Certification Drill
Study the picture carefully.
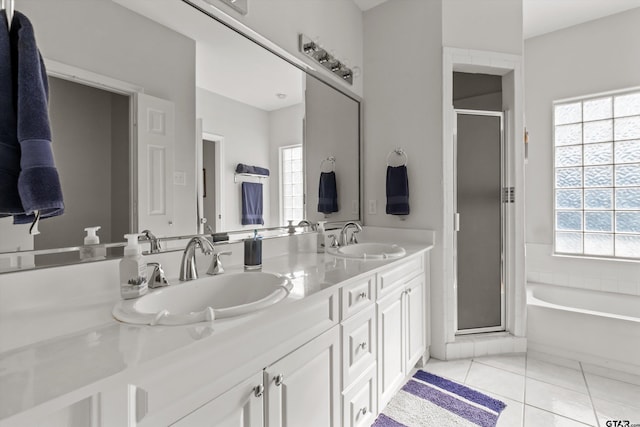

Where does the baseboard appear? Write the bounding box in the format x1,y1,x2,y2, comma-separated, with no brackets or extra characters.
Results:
445,333,527,359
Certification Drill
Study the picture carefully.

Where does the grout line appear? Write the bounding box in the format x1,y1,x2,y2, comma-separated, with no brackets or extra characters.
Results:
525,404,595,427
463,358,473,383
580,361,601,427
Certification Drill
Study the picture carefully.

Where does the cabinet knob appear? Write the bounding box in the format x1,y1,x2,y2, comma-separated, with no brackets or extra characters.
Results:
274,374,284,386
407,287,413,294
359,407,368,416
358,291,367,299
359,341,367,350
254,384,264,397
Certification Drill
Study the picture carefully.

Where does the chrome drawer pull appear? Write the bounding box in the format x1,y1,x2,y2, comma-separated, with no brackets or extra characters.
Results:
274,374,284,386
254,384,264,397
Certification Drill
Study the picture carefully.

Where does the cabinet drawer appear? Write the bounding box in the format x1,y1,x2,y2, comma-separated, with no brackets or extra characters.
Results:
340,274,375,320
342,364,376,427
377,254,424,299
341,305,376,389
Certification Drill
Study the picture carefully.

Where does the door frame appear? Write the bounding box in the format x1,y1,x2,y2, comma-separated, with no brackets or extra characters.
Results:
453,109,506,335
440,47,526,355
196,126,225,233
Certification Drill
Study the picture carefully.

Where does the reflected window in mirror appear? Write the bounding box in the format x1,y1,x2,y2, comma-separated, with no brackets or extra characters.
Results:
281,145,304,225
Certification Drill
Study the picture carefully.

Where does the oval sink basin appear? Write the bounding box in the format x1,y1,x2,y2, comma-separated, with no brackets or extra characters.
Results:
330,243,406,260
113,272,293,326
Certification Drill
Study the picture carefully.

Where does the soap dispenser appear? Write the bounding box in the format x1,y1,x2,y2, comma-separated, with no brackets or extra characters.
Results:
80,226,106,261
120,233,148,299
317,221,327,253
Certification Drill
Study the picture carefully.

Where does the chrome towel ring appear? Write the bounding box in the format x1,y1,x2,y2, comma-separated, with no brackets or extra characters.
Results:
386,148,407,167
320,156,336,173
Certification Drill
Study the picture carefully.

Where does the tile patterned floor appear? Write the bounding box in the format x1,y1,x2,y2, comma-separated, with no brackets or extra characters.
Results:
421,353,640,426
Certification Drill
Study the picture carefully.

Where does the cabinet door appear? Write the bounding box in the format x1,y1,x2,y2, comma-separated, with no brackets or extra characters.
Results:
405,274,425,370
266,325,340,427
376,286,405,411
170,372,263,427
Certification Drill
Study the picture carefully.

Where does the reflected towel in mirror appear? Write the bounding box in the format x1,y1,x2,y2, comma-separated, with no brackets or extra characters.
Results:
386,165,409,215
236,163,270,176
241,182,264,225
318,171,338,214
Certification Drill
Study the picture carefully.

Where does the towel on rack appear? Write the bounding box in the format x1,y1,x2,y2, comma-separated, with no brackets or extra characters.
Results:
318,171,338,214
241,182,264,225
0,12,24,218
386,165,410,215
236,163,270,176
7,11,64,224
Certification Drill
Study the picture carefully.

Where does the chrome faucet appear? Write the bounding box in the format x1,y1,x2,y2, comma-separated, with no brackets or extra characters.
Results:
147,262,169,288
140,229,162,253
208,250,232,275
179,236,216,281
339,221,362,246
297,220,317,231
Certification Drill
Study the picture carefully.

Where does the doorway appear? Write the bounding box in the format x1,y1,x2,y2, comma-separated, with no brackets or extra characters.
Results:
454,109,505,334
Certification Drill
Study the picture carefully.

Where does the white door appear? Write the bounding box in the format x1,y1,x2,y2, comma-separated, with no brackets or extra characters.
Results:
136,93,175,236
376,286,405,410
405,275,425,369
266,325,340,427
170,372,263,426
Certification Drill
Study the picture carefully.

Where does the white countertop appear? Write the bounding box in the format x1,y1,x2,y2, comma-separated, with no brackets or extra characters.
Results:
0,231,433,424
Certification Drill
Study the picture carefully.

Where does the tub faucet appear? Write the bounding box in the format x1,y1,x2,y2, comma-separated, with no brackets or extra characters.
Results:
180,236,216,281
297,220,317,231
339,221,362,246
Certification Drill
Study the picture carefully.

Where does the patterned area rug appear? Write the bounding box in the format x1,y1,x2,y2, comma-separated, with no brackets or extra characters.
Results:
372,370,507,427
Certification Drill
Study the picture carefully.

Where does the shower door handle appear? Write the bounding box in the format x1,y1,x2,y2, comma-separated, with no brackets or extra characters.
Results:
454,213,460,231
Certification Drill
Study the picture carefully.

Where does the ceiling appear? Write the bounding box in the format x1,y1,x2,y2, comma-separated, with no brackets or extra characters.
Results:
354,0,640,39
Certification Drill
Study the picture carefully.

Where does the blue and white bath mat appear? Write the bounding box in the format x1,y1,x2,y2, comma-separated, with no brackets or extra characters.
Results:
372,370,507,427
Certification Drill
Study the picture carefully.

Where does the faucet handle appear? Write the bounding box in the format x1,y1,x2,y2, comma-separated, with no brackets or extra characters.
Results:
349,229,360,245
207,251,232,275
327,234,339,248
147,262,169,288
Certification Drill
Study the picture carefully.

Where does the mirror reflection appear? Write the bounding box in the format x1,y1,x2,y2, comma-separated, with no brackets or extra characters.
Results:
0,0,361,271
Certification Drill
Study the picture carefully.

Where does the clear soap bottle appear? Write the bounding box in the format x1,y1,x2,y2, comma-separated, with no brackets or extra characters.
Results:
119,233,148,299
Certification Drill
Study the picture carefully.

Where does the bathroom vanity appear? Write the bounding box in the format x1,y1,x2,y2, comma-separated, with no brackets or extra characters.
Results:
0,231,432,427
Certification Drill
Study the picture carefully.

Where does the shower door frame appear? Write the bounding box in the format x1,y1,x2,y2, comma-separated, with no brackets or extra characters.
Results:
453,108,506,335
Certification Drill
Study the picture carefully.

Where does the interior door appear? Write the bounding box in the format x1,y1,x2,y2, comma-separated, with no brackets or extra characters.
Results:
136,93,175,236
455,110,505,333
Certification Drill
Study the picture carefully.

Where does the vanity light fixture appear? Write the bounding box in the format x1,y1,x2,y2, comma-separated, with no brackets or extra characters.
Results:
299,34,354,85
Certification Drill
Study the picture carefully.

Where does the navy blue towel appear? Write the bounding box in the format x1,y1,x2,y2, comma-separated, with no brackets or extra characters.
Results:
318,171,338,214
0,12,23,218
7,12,64,224
386,165,409,215
236,163,270,176
241,182,264,225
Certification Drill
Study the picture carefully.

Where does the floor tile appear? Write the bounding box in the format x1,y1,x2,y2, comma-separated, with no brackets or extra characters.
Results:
525,378,597,426
465,361,525,402
582,362,640,386
527,350,582,370
477,388,524,427
474,354,527,375
424,357,472,383
585,373,640,409
593,397,640,426
524,405,594,427
526,358,588,394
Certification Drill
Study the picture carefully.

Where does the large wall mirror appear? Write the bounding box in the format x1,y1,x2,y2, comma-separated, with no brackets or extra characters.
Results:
0,0,362,272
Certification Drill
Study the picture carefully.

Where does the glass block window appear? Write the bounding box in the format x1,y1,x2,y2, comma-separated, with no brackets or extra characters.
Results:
554,89,640,259
280,145,304,225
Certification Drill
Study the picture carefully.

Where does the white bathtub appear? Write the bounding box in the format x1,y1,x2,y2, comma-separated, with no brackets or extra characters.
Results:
527,283,640,375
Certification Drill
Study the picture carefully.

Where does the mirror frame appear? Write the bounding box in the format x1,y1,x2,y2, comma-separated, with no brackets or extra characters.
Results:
0,0,364,271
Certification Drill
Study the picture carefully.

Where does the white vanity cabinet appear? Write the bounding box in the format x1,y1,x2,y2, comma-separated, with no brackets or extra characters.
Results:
376,254,426,410
170,372,264,427
265,325,341,427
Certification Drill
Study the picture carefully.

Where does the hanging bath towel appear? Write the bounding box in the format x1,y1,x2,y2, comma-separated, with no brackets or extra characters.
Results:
8,11,64,224
0,12,23,218
318,171,338,214
386,165,410,215
241,182,264,225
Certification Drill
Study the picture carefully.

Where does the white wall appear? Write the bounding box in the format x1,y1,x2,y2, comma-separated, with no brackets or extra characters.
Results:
17,0,197,238
209,0,364,97
363,0,444,354
268,103,305,226
197,88,272,231
525,8,640,295
442,0,523,55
